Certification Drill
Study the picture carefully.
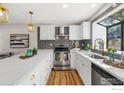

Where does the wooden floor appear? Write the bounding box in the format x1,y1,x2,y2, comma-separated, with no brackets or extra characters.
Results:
46,70,84,85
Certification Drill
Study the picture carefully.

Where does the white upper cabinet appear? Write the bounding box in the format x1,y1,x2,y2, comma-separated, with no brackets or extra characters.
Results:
40,25,55,40
40,22,90,40
69,22,90,40
69,25,80,40
80,22,91,39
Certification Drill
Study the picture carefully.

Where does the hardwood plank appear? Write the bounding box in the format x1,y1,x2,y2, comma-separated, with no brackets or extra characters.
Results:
65,71,70,85
68,70,75,85
60,71,66,85
46,70,84,85
47,71,55,85
54,71,60,85
71,70,84,85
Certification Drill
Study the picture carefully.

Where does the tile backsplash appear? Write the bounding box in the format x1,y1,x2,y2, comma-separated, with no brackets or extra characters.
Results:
38,39,91,49
37,28,91,49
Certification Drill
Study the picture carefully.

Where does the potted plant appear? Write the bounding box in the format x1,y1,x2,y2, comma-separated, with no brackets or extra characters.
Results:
84,44,92,52
33,48,38,55
107,48,116,62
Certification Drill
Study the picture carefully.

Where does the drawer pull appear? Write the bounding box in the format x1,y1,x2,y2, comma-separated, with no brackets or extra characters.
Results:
30,74,36,80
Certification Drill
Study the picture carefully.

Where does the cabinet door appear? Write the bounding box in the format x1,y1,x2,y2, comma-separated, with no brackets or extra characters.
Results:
69,25,80,40
70,51,76,69
81,57,91,85
76,54,85,80
80,22,91,39
40,25,49,40
75,53,91,85
75,53,84,76
40,25,55,40
83,22,90,39
16,68,41,85
47,25,55,40
41,54,53,85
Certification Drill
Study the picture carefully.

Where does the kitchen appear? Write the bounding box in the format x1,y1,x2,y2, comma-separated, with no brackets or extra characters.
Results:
0,3,124,86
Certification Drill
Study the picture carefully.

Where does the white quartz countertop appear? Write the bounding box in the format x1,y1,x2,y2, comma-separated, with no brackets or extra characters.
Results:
0,49,53,85
76,50,124,83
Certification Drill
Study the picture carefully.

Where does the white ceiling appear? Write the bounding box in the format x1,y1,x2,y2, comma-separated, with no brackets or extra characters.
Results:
3,3,105,25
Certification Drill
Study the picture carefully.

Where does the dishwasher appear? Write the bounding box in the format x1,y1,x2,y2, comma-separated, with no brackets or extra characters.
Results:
92,63,123,85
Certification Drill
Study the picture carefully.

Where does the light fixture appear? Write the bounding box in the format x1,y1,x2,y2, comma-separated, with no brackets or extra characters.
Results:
62,4,68,8
28,11,34,32
91,4,96,8
0,4,9,23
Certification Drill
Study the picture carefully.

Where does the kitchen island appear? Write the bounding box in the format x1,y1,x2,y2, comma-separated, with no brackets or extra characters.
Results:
0,49,53,85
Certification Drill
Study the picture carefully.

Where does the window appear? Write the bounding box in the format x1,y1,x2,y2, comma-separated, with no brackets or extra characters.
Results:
107,24,121,51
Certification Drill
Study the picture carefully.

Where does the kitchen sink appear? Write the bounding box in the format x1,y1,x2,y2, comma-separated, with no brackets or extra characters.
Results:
85,53,104,59
0,52,14,59
90,55,104,59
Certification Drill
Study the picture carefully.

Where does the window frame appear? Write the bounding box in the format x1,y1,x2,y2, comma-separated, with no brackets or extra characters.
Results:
106,22,124,51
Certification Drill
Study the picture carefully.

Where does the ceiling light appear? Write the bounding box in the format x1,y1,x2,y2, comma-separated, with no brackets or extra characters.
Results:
91,4,96,8
28,11,34,32
0,4,9,23
62,4,68,8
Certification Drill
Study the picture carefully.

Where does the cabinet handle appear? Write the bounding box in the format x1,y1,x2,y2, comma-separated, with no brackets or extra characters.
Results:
30,74,36,80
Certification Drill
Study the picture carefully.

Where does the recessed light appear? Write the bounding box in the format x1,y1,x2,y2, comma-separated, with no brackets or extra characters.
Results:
62,4,68,8
91,4,96,8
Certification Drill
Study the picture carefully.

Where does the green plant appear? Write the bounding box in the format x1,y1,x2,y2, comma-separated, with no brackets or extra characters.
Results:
107,48,116,53
33,48,38,55
107,48,117,62
107,48,113,53
84,44,92,50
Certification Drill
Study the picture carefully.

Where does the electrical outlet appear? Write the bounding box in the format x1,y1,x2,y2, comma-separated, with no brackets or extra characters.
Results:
50,43,53,47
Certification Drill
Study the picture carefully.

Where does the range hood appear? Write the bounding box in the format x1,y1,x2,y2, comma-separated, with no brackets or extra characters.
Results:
55,26,69,36
98,9,124,27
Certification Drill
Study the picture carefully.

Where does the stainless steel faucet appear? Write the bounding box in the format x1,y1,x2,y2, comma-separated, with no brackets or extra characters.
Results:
121,51,124,63
94,38,104,55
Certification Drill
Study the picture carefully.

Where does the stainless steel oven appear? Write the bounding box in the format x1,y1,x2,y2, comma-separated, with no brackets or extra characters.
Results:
54,44,70,70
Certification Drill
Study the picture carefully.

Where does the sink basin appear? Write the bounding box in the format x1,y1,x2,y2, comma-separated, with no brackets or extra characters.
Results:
85,53,104,59
90,55,104,59
0,52,14,59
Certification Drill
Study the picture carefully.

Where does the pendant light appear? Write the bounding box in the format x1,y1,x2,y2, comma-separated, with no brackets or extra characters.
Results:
28,11,34,32
0,4,9,23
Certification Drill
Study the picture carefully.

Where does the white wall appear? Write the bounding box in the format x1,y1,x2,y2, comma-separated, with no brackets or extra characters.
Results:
92,22,106,50
89,4,113,21
0,24,37,54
